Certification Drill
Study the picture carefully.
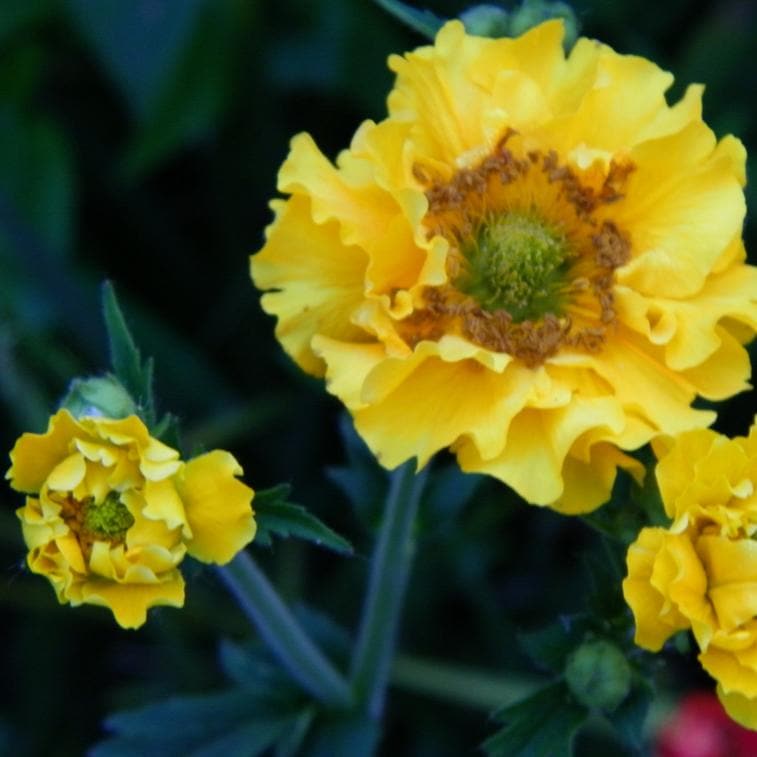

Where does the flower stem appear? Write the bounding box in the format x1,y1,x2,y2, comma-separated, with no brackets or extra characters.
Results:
218,551,352,709
350,460,428,721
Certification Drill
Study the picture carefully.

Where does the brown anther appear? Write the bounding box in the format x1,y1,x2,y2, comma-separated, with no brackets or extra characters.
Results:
412,140,636,367
592,221,631,269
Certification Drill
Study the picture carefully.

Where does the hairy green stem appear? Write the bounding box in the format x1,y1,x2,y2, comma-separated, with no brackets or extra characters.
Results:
218,551,352,709
350,460,428,720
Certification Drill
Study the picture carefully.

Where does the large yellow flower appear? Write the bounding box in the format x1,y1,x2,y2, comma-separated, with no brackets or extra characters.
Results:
623,425,757,729
7,410,256,629
251,20,757,512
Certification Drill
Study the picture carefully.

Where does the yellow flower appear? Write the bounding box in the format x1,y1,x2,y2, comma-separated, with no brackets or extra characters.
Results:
251,20,756,513
623,423,757,729
7,410,256,629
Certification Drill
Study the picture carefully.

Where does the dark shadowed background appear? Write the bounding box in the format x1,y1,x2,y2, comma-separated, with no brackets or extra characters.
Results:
1,1,755,754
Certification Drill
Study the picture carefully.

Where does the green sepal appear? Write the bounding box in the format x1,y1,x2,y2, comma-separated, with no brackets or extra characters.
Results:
254,484,354,556
372,0,446,40
564,639,631,713
101,281,156,425
59,375,137,420
483,682,587,757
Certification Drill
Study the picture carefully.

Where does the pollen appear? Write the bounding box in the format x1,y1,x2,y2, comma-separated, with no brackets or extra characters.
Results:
403,132,635,366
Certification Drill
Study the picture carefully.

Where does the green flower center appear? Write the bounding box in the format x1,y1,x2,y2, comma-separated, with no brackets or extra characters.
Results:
457,211,572,321
83,492,135,540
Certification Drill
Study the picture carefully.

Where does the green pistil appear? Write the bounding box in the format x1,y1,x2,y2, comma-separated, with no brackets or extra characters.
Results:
458,211,572,321
83,492,134,540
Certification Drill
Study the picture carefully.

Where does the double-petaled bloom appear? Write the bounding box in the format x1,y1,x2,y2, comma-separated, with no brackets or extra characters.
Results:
624,424,757,729
251,20,756,512
7,410,256,628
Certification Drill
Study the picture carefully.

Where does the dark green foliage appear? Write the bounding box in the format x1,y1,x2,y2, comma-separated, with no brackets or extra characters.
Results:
254,484,354,555
483,682,587,757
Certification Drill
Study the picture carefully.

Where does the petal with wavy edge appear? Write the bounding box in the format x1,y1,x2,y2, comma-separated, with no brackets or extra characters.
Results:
75,573,185,629
7,410,83,493
253,196,368,376
46,453,86,492
143,477,189,534
177,451,255,565
623,527,691,651
356,357,545,469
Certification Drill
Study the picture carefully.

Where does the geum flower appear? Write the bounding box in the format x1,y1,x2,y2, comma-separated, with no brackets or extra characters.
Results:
251,20,757,513
623,424,757,729
7,410,256,629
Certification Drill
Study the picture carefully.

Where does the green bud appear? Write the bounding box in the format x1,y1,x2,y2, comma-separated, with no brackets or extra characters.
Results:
460,5,511,38
564,639,631,712
60,375,137,420
509,0,579,47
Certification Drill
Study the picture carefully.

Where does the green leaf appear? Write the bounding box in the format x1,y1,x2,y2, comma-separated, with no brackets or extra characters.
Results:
517,615,590,674
484,683,587,757
101,281,155,423
303,714,381,757
122,0,255,178
254,485,353,556
610,676,654,751
91,688,301,757
64,0,206,119
217,638,301,696
372,0,446,39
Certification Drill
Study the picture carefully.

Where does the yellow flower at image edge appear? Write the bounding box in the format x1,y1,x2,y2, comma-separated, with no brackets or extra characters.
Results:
251,20,757,513
7,410,256,629
623,425,757,729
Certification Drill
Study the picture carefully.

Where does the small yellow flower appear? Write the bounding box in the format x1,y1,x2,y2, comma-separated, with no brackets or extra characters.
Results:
7,410,256,629
623,424,757,729
251,20,756,513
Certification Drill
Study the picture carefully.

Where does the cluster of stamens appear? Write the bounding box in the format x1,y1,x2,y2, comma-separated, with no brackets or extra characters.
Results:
56,490,134,562
403,131,633,367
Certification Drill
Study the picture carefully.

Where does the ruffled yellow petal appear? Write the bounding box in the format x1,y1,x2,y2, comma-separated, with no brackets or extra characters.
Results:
46,452,86,492
142,478,189,534
622,528,692,651
553,443,644,515
615,123,745,298
716,685,757,731
177,451,255,564
278,132,403,250
698,536,757,632
7,410,83,493
701,645,757,701
74,573,185,630
253,195,368,376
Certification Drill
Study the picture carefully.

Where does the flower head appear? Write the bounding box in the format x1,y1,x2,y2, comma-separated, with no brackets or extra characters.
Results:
623,423,757,729
7,410,256,629
251,20,756,512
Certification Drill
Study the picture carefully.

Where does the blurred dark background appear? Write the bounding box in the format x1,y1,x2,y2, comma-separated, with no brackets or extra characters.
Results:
1,1,755,754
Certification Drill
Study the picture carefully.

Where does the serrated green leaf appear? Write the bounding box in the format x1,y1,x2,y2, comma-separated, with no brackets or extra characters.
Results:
91,688,302,757
484,683,587,757
372,0,446,39
254,490,353,556
101,280,154,422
